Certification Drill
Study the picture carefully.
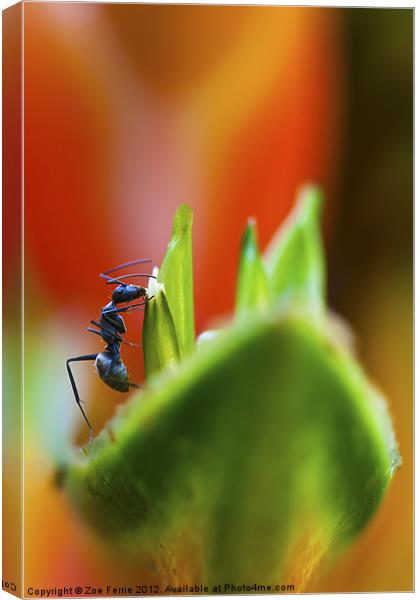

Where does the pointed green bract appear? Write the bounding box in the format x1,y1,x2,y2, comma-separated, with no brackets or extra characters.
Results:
235,219,269,317
64,315,398,587
158,204,195,356
265,185,326,320
142,290,180,379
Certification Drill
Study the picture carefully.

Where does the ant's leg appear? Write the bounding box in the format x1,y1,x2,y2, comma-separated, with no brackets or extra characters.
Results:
111,296,155,315
103,301,148,317
99,259,152,280
87,325,140,348
99,311,128,333
102,300,150,336
66,354,97,443
123,340,142,349
86,327,102,338
101,305,144,336
90,320,123,341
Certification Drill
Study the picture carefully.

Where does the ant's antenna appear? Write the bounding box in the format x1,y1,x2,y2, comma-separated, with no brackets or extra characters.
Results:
101,258,152,276
105,273,156,284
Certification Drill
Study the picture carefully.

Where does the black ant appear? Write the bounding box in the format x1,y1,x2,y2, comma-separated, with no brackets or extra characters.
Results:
66,258,155,443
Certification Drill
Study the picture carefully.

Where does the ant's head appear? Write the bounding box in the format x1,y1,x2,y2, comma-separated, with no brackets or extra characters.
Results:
112,284,147,304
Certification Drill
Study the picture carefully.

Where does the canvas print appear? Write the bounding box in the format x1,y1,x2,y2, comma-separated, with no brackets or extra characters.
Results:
3,3,413,596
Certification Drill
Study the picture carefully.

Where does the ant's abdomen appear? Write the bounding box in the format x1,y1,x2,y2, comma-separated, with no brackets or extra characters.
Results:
95,350,129,393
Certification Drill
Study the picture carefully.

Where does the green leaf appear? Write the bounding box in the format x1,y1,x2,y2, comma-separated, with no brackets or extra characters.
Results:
142,289,180,379
235,219,269,317
158,204,195,356
63,314,398,588
265,185,326,320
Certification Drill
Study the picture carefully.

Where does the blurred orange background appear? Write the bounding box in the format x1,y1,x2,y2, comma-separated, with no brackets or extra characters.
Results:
5,3,414,593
